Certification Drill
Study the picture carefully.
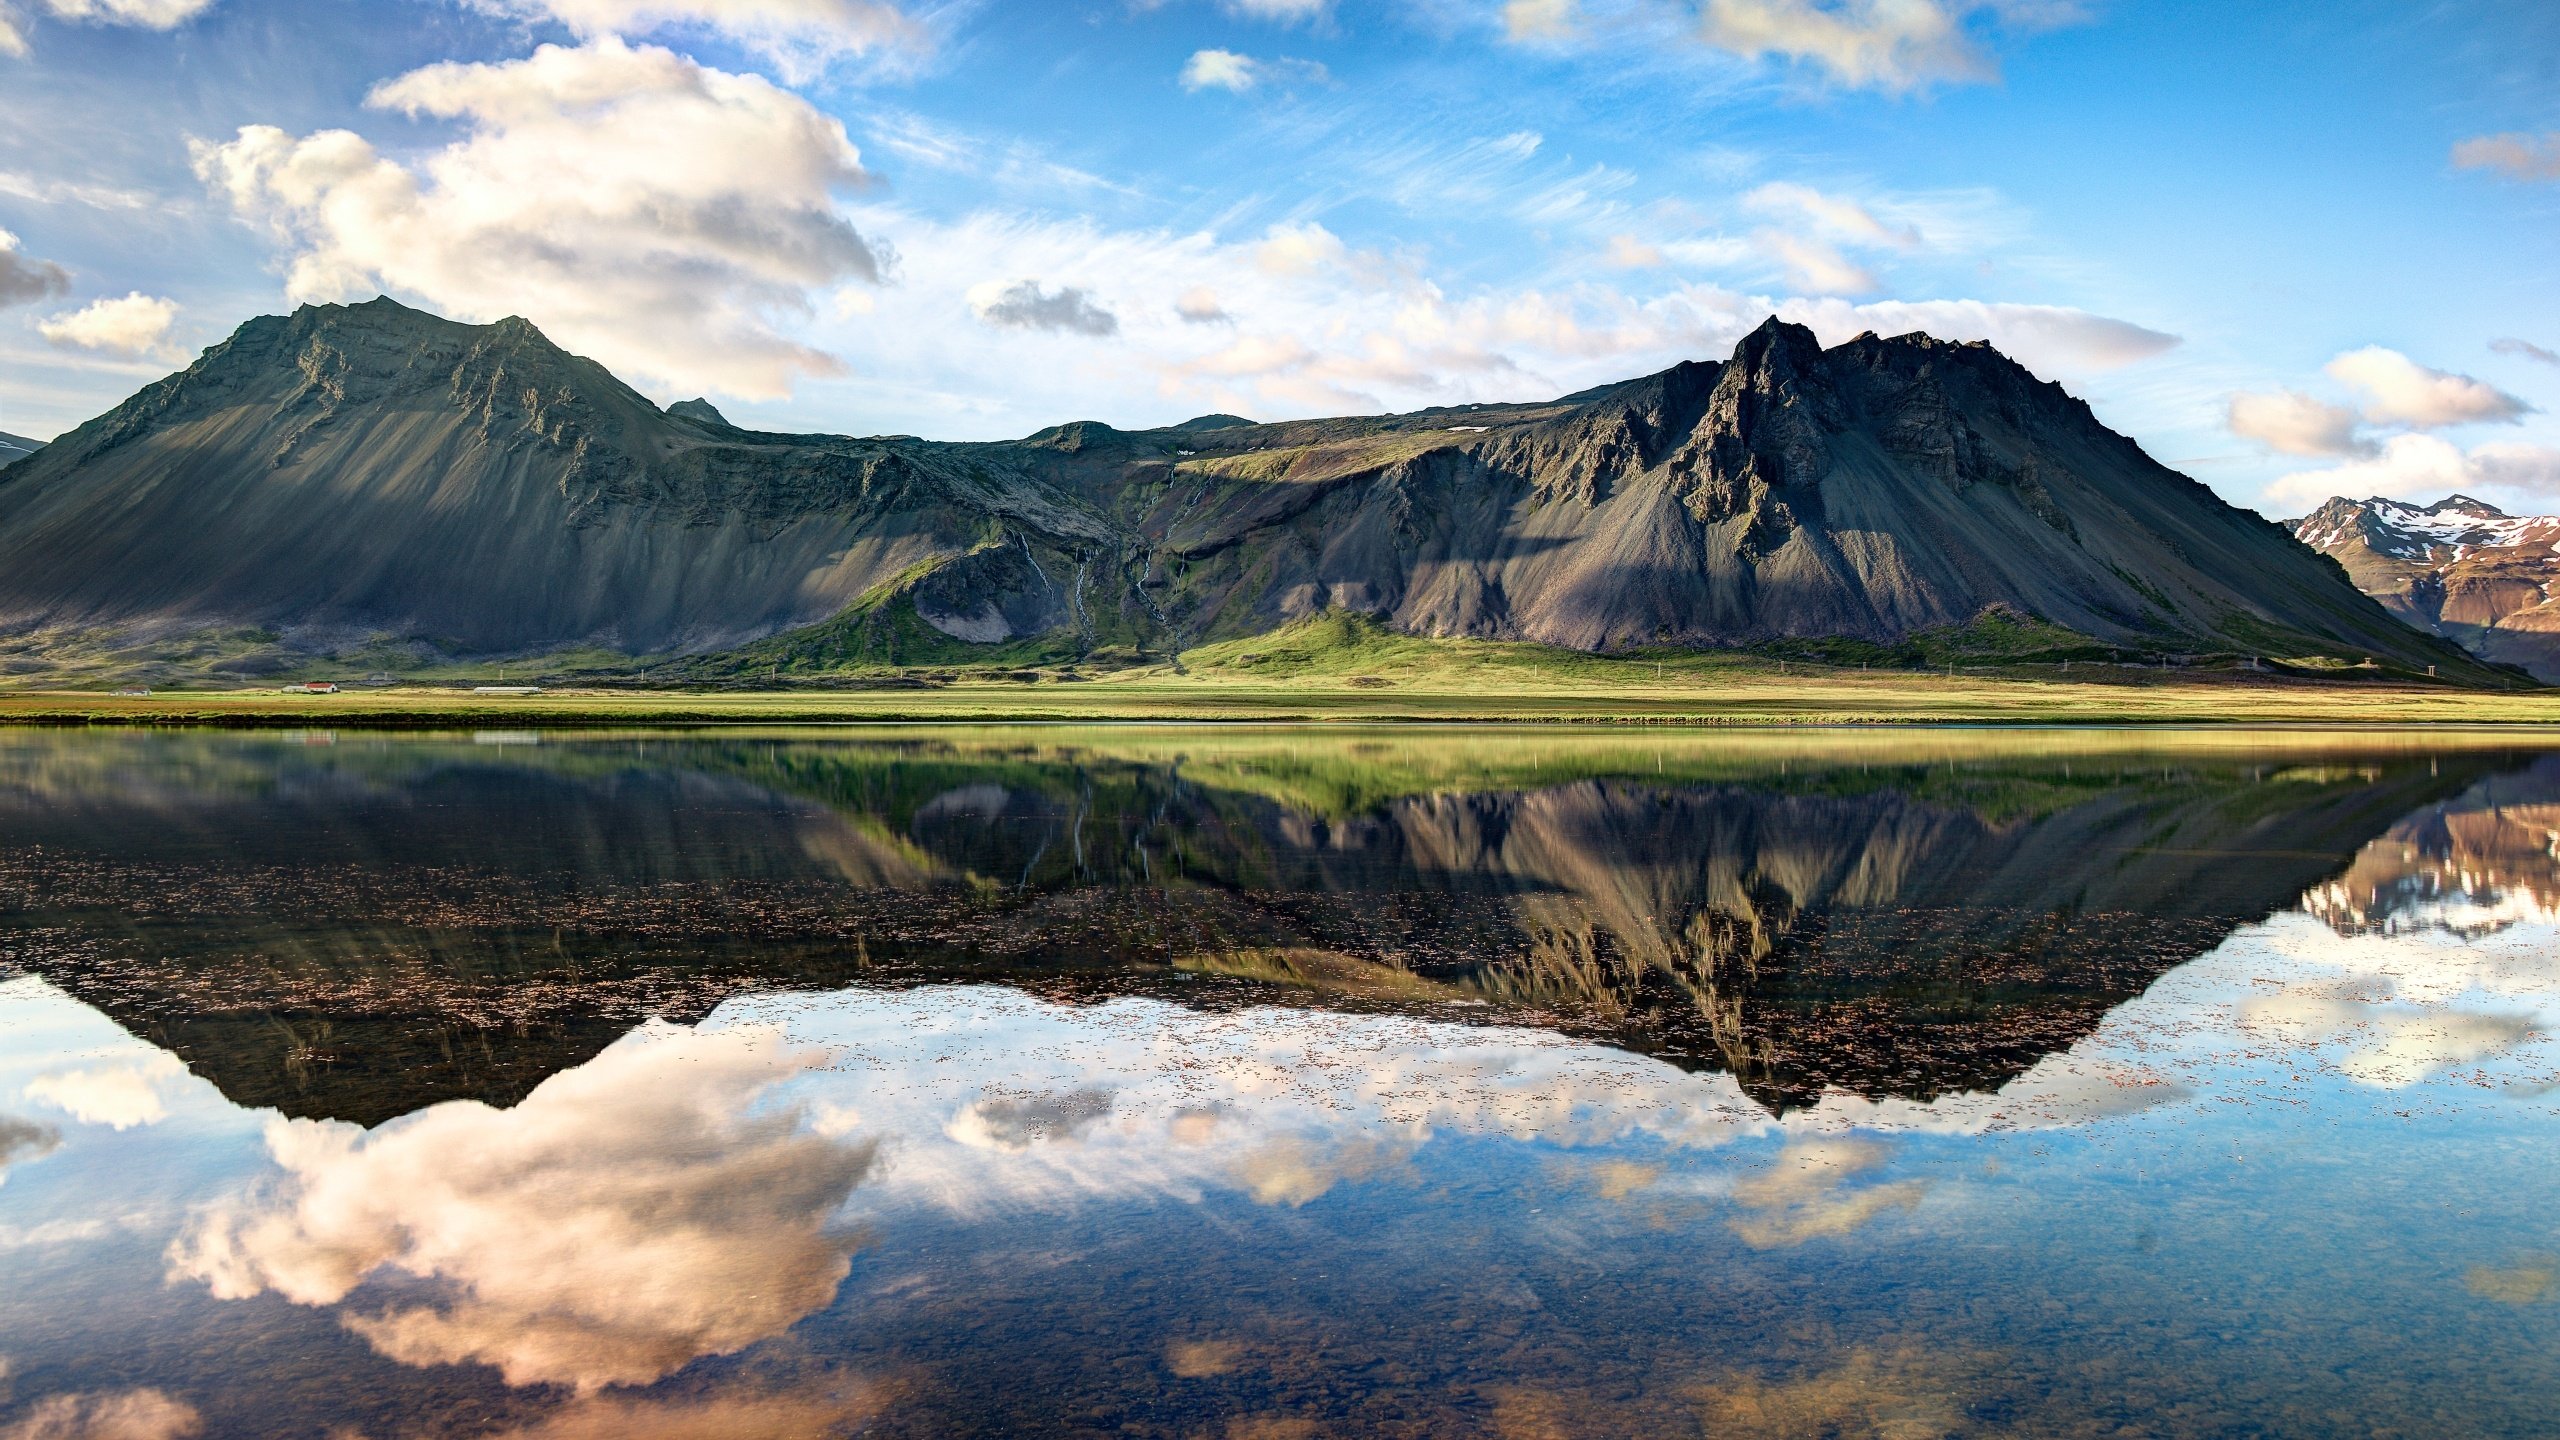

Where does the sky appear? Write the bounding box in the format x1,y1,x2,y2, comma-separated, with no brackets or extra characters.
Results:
0,0,2555,518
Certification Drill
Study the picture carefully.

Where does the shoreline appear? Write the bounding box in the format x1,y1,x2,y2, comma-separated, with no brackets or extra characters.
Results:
6,672,2559,729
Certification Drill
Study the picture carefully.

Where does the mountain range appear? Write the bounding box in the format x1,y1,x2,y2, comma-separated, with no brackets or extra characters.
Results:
0,430,39,465
0,296,2499,684
2290,494,2560,683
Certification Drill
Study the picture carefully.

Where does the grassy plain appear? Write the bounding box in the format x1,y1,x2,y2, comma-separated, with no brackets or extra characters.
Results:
3,646,2557,728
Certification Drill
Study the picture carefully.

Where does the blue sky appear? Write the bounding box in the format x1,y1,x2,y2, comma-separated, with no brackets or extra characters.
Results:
1,0,2555,516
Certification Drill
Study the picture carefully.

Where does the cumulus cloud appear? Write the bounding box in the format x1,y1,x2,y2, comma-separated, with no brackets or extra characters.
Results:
969,279,1118,336
2229,388,2370,458
0,1388,201,1440
192,38,882,401
1696,0,2065,91
2453,132,2560,183
169,1023,877,1392
1502,0,1576,40
2265,434,2560,510
0,0,213,58
2326,346,2531,428
36,293,179,360
21,1053,184,1127
1180,48,1256,92
1175,285,1231,324
486,0,925,80
2495,337,2560,367
0,229,69,307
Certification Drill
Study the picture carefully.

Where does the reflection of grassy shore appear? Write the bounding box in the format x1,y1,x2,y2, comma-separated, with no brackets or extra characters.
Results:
5,665,2559,726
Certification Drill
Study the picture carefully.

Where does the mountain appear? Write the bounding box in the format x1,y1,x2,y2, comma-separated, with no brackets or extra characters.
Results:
2290,495,2560,682
0,430,40,464
0,296,2497,682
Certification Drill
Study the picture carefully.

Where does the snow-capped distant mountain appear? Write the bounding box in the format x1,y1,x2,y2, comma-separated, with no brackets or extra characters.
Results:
2291,495,2560,681
0,431,42,465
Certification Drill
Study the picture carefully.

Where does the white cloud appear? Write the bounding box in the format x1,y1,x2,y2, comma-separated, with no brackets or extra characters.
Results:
1224,0,1329,20
1697,0,2056,91
169,1023,877,1393
1180,47,1257,92
2325,346,2531,429
2494,337,2560,368
36,293,179,360
2229,388,2370,458
484,0,925,81
192,38,882,402
1502,0,1576,39
0,1389,201,1440
1743,180,1921,249
1754,229,1876,294
800,198,2171,433
1771,295,2177,373
2453,132,2560,183
0,0,213,59
1179,47,1326,93
22,1052,186,1128
0,229,69,307
969,279,1118,336
1175,285,1231,324
2265,433,2560,510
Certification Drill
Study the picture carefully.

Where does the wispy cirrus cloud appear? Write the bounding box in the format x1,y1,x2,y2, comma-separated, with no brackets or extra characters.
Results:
475,0,930,80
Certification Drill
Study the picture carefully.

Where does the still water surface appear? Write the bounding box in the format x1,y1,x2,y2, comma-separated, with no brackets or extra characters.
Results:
3,726,2559,1437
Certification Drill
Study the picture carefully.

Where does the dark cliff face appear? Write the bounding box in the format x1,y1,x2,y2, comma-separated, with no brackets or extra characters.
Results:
0,299,2490,678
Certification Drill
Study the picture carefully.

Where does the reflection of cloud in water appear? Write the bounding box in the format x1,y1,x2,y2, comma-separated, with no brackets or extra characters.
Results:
2465,1259,2558,1305
946,1088,1115,1152
735,989,1779,1218
1726,1138,1928,1249
21,1053,184,1130
1688,1345,1996,1440
1237,1136,1412,1208
0,1116,59,1187
470,1381,892,1439
169,1024,876,1392
0,1388,201,1440
2242,991,2539,1087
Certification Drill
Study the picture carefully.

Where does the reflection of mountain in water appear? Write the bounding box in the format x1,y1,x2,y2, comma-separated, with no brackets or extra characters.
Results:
0,733,2530,1121
2302,755,2560,939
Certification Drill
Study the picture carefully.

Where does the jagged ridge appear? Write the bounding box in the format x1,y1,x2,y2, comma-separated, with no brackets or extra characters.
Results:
0,297,2500,682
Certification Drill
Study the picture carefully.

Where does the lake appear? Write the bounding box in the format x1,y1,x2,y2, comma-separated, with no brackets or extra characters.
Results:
2,725,2558,1438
